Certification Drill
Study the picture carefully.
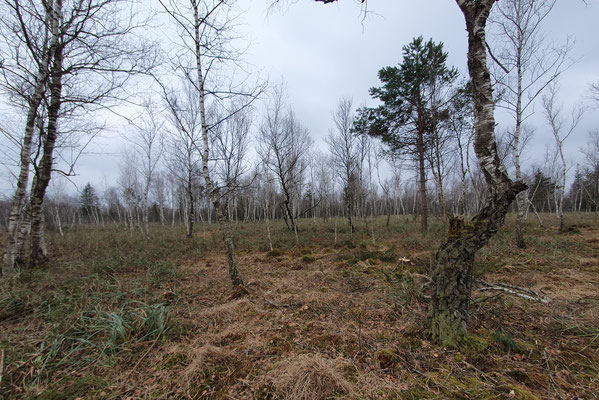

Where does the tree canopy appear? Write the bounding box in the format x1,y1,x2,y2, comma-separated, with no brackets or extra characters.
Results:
356,36,458,156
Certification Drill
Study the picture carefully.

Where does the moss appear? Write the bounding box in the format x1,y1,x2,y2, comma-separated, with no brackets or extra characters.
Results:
494,329,523,353
401,387,435,399
301,255,316,263
447,374,484,390
460,332,492,355
161,352,188,370
266,248,282,257
505,384,540,400
430,311,469,349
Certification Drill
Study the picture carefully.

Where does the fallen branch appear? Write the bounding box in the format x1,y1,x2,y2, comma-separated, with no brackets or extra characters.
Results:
476,280,551,304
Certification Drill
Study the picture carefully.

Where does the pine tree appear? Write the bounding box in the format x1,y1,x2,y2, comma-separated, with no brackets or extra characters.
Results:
80,183,99,224
356,36,458,235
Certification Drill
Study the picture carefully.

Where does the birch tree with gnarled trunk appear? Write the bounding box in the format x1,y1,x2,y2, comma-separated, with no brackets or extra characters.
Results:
429,0,527,347
306,0,526,345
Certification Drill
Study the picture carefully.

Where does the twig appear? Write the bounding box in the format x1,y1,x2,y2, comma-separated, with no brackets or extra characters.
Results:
543,350,565,400
122,338,159,384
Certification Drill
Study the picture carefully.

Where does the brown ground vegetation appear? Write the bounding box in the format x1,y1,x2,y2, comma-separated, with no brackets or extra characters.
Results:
0,214,598,399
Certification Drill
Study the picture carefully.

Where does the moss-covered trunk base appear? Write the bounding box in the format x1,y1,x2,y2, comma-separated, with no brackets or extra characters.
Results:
430,218,474,348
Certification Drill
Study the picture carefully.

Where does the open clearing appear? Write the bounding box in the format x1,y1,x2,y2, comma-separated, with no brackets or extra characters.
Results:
1,215,598,399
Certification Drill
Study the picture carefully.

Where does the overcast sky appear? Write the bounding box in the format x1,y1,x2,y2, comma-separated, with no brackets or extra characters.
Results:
1,0,597,197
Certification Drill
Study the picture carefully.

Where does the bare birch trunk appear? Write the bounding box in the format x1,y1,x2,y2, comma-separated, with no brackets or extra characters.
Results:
142,178,151,239
30,17,64,266
512,39,528,247
186,174,194,238
16,206,32,264
3,1,59,275
55,205,64,236
434,133,447,217
193,1,244,288
558,150,566,231
265,199,273,251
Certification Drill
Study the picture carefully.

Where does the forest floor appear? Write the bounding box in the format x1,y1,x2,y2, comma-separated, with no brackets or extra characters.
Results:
1,214,598,399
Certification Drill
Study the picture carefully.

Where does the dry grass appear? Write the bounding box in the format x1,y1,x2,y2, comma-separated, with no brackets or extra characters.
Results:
266,354,355,400
1,214,598,399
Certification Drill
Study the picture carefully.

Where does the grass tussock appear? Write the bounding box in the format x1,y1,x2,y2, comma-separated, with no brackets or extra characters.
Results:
266,354,354,400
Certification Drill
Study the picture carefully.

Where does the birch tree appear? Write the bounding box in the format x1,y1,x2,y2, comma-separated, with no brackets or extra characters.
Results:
489,0,571,248
118,155,143,232
1,0,61,274
163,80,203,238
542,84,583,231
259,88,313,238
1,0,155,271
124,100,164,238
210,103,252,221
326,97,359,234
160,0,263,288
427,0,527,347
